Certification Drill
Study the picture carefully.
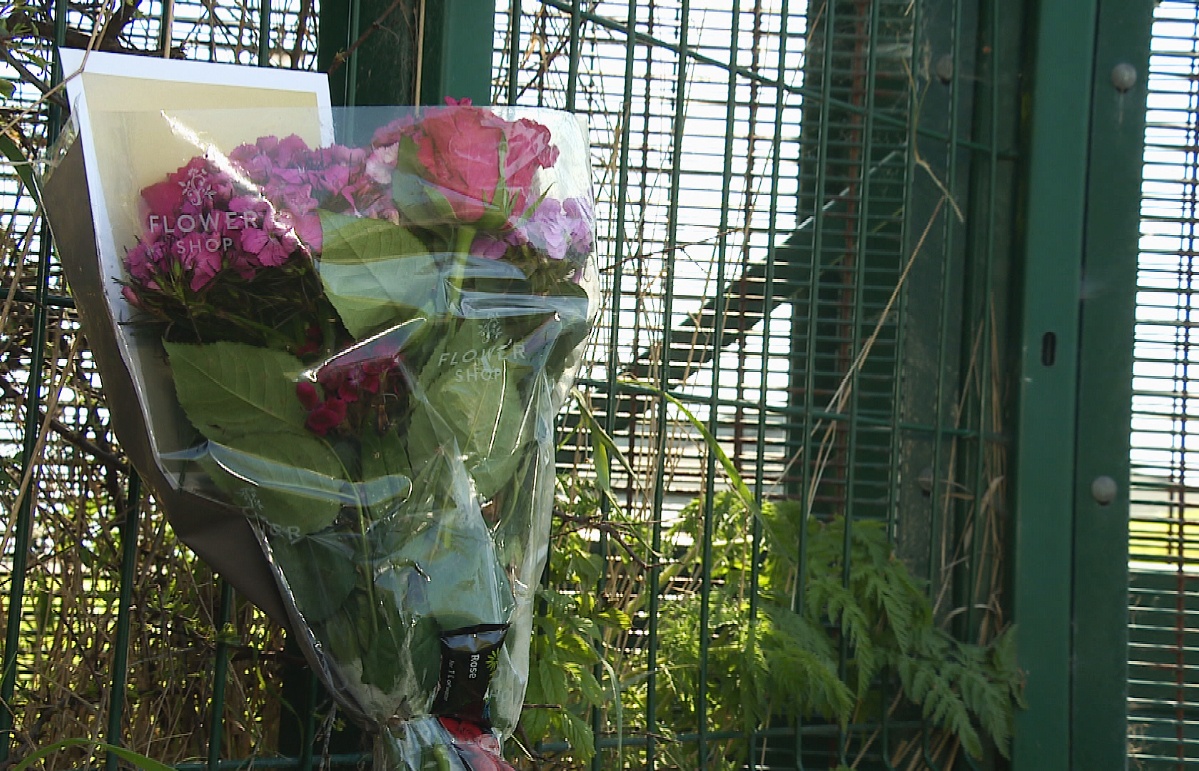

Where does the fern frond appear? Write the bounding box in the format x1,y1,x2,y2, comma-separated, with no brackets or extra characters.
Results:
989,625,1027,708
761,602,854,722
921,664,983,758
736,632,772,730
959,663,1012,758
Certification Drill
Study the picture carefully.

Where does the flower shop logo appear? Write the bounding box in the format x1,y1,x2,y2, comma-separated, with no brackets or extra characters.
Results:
438,338,527,383
236,488,302,542
145,167,264,256
180,165,215,207
147,210,262,236
479,317,505,344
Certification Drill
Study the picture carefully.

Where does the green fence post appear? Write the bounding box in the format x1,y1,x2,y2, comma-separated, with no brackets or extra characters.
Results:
318,0,421,105
1072,0,1152,767
1010,0,1098,766
0,9,66,760
418,0,497,105
318,0,493,106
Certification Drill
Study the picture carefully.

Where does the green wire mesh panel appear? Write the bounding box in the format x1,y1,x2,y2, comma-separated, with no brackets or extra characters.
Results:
495,1,1019,768
0,3,325,767
0,0,1024,769
1131,1,1199,765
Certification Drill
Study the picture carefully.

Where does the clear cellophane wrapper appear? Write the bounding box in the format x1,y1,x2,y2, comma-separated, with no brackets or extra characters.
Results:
92,103,598,768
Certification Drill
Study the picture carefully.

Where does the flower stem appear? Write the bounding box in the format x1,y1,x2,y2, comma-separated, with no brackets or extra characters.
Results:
445,226,477,310
453,225,476,257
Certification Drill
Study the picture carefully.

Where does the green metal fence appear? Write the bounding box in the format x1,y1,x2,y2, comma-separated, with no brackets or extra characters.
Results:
0,0,1159,768
1129,1,1199,766
490,1,1023,766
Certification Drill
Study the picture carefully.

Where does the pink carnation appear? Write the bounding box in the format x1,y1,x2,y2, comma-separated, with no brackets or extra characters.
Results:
122,157,312,297
296,343,406,438
305,396,348,436
469,196,594,263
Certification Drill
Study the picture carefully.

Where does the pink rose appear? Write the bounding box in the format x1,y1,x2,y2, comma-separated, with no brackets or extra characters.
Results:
401,104,559,223
500,116,560,195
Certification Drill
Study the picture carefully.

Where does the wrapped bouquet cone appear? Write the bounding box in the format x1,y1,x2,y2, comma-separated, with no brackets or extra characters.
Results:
43,50,599,769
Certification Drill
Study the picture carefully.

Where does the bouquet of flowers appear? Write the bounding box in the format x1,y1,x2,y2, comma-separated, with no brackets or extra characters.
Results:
115,101,598,769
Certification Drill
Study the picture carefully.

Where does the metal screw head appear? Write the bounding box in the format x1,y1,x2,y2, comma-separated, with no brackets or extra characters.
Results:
917,467,934,495
1111,63,1137,93
935,54,954,84
1091,475,1118,506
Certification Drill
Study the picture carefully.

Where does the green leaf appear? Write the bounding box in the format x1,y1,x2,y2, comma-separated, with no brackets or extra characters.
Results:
313,589,440,715
412,319,533,498
572,389,637,483
269,535,358,624
0,131,36,206
313,597,364,673
538,656,570,706
200,433,347,535
520,706,552,746
524,650,550,703
593,435,610,492
371,456,515,630
164,341,310,442
359,426,416,520
11,740,175,771
391,166,458,228
165,341,347,533
760,602,852,721
556,632,600,666
391,163,509,232
559,709,596,762
594,606,633,631
627,383,758,519
317,211,450,338
576,666,606,707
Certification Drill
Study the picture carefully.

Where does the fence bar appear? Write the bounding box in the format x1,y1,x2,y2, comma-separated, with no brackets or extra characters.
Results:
104,475,143,771
258,0,272,65
646,3,692,764
1009,0,1098,765
746,3,791,766
0,2,66,759
207,581,234,769
1071,0,1153,765
593,3,639,764
418,0,495,105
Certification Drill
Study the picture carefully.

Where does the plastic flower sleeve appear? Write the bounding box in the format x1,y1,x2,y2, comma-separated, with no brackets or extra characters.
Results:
86,103,599,768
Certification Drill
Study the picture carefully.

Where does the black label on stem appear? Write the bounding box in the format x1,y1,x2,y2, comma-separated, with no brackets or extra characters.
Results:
432,623,508,724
